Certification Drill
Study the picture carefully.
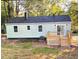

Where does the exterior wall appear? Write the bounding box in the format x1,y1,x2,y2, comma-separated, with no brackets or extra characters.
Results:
5,22,71,38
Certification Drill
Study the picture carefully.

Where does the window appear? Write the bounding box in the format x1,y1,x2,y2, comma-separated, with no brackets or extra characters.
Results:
27,26,30,30
57,25,64,35
14,26,18,32
57,26,61,35
38,25,42,32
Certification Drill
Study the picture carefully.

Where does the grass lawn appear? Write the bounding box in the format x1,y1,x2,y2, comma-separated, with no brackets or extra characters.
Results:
2,40,60,59
1,35,78,59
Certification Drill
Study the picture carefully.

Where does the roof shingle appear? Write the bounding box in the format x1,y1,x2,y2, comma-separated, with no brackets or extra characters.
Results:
7,15,71,23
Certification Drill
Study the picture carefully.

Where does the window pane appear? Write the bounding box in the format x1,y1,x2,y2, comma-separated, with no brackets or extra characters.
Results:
57,26,61,32
57,26,60,35
14,26,18,32
38,25,42,32
27,26,30,30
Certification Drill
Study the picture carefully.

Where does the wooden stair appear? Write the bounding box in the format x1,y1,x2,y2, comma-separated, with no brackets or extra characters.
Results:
46,32,60,45
46,32,72,46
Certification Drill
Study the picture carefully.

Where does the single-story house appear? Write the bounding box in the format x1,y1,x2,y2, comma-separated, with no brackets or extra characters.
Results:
5,13,71,38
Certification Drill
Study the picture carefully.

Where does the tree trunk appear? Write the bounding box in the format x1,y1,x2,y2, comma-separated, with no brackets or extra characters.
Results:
11,0,14,17
3,1,6,22
16,0,19,16
7,1,11,19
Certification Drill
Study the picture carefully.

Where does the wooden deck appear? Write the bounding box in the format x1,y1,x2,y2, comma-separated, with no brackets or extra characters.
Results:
46,32,72,46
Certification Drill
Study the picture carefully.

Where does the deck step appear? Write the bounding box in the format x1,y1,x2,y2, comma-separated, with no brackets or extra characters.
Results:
46,32,72,46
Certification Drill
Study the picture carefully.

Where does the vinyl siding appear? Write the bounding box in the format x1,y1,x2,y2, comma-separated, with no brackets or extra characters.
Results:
5,22,71,38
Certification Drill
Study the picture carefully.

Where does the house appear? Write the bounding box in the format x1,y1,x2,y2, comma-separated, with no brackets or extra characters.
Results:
5,13,71,38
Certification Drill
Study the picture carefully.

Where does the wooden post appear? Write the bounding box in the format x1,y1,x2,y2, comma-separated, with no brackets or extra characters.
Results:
67,32,72,46
59,35,61,47
66,32,72,59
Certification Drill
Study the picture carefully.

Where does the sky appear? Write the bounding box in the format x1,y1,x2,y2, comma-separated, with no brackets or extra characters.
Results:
58,0,71,12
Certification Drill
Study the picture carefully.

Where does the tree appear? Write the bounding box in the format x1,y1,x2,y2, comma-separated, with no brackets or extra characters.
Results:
16,0,19,16
24,0,63,16
1,0,14,33
68,2,78,33
1,1,8,33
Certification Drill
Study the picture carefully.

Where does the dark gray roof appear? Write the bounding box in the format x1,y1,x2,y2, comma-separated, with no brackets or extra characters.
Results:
7,15,71,23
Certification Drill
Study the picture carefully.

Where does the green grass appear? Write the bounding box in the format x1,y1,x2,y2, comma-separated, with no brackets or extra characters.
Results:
2,41,77,59
32,47,59,54
19,42,32,48
1,40,60,59
2,42,59,55
2,43,59,54
2,42,32,49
